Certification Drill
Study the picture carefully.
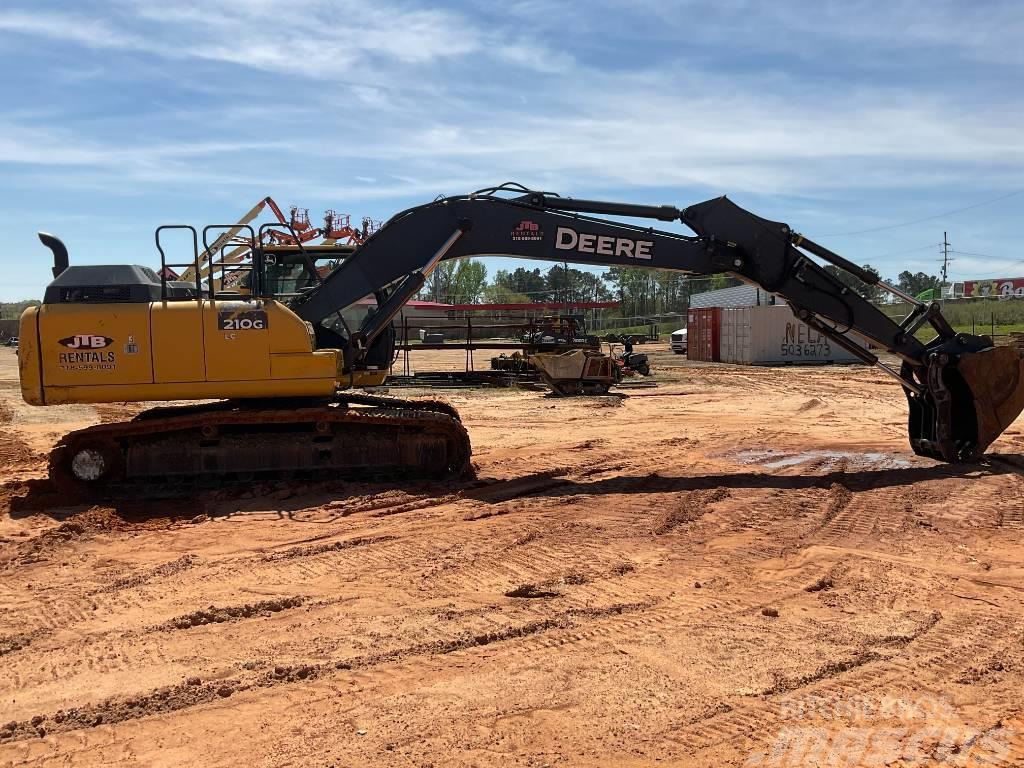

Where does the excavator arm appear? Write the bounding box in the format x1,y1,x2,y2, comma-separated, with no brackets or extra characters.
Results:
290,185,1024,463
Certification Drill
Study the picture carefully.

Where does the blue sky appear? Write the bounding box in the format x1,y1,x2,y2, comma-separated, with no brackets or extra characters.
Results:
0,0,1022,301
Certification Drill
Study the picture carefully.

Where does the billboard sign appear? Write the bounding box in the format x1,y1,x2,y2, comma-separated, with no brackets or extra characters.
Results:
962,278,1024,299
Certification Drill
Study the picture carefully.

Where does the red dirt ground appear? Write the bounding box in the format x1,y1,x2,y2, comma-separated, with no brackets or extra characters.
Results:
1,345,1023,767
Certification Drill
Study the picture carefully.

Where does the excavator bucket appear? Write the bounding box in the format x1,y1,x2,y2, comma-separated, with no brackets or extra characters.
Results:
909,344,1024,462
957,345,1024,456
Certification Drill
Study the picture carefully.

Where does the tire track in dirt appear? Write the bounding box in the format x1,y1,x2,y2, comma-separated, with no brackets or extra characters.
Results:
223,484,606,590
813,480,932,547
0,640,176,712
0,597,309,714
2,470,610,636
936,471,1024,529
0,599,656,744
672,608,1019,762
3,552,678,718
6,542,1012,763
3,585,160,636
1,503,466,633
93,554,200,594
0,560,813,741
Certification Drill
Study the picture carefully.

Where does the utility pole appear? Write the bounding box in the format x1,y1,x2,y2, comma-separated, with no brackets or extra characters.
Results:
939,231,953,301
941,231,951,284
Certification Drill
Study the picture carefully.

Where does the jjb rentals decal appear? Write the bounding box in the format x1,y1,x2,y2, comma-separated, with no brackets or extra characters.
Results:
57,333,116,370
217,302,269,332
554,226,653,260
59,334,112,350
511,220,544,242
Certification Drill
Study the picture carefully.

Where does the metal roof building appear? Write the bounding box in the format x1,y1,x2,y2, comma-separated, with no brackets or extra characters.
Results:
689,283,779,309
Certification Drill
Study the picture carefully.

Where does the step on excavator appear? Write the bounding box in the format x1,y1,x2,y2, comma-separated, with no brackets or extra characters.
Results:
17,183,1024,492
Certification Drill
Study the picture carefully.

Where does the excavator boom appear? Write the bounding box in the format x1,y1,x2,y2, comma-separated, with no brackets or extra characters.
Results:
291,185,1024,462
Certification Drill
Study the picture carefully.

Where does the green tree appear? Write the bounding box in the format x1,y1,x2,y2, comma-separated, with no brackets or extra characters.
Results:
603,267,654,317
707,274,732,292
824,263,883,303
422,259,488,303
450,260,487,304
481,283,532,304
544,265,612,304
491,267,545,298
897,271,940,297
602,269,739,318
0,300,40,319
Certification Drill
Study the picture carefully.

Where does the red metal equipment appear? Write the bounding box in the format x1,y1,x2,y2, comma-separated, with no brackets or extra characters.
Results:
183,196,375,282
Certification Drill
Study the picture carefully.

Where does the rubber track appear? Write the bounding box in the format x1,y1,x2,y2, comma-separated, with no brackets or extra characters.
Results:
49,394,471,492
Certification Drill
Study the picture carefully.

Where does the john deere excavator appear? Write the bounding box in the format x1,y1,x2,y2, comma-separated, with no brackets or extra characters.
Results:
18,183,1024,491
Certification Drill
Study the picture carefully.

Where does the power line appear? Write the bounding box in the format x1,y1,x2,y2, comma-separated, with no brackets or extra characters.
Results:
818,188,1024,237
966,258,1024,279
950,249,1001,259
868,242,944,260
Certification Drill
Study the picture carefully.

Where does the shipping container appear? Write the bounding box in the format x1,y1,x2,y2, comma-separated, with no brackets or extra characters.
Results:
719,305,864,365
686,307,720,361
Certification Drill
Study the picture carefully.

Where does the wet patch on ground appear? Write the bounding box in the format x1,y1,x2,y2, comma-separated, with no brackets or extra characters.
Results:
726,447,913,470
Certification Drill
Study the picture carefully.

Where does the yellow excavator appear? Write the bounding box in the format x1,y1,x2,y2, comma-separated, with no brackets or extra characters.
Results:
17,184,1024,492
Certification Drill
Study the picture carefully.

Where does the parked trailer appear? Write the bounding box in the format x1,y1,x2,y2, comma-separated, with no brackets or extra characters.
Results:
719,305,864,365
686,307,721,362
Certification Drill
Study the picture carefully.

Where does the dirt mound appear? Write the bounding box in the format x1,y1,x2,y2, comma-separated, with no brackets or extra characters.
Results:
796,397,827,412
0,632,35,658
653,488,729,534
97,554,200,593
263,536,397,561
159,597,305,630
0,430,37,468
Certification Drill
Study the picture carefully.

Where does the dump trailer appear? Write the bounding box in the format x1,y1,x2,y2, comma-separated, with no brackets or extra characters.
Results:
18,184,1024,492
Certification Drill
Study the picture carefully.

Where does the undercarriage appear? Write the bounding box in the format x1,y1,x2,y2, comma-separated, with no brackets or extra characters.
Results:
49,394,471,494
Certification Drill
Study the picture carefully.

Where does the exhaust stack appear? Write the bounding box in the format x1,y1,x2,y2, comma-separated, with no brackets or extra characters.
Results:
38,232,69,278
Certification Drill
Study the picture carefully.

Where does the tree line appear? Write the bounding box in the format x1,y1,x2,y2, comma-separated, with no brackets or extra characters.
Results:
0,300,40,320
420,259,945,316
421,262,744,316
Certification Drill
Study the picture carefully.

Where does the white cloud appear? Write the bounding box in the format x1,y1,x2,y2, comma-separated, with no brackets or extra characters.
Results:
600,0,1024,66
0,1,580,82
0,10,138,48
0,120,285,179
0,0,1020,274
